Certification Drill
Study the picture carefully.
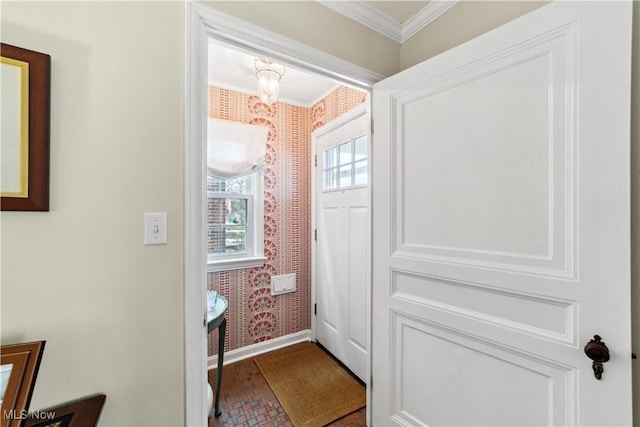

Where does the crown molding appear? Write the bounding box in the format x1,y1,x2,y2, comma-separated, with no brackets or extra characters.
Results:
320,1,403,43
317,0,459,44
402,1,459,43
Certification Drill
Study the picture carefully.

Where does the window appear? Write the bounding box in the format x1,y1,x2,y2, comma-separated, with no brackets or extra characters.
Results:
207,172,265,271
323,134,367,190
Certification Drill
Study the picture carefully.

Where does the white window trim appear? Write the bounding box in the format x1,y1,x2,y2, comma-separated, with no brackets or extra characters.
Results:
208,256,268,272
207,171,265,272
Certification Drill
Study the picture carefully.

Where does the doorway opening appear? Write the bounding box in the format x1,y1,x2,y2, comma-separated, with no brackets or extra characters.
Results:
205,37,368,366
185,3,381,425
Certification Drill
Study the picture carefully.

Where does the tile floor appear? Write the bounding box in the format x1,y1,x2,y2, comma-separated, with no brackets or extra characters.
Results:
207,343,366,427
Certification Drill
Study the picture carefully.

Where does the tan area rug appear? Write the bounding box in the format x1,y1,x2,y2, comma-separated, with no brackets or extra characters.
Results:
254,342,365,426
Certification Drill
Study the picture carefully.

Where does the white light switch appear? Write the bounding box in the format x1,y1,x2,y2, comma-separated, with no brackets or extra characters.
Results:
144,212,167,245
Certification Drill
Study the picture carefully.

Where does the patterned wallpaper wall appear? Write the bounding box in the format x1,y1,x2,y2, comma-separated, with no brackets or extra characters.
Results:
208,85,366,356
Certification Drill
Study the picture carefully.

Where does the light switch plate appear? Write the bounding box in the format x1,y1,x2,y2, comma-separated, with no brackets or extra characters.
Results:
144,212,167,245
271,273,296,296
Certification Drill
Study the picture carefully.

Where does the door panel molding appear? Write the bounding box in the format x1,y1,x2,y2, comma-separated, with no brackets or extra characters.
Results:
390,21,578,280
390,312,578,426
391,270,577,345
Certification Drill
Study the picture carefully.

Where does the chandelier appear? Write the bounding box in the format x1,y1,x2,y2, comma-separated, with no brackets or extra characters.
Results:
255,59,285,105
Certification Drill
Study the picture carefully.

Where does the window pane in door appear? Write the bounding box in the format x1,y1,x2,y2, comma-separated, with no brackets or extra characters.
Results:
339,141,352,165
354,159,367,185
323,136,368,190
339,165,352,187
324,167,336,190
325,147,337,169
354,135,367,161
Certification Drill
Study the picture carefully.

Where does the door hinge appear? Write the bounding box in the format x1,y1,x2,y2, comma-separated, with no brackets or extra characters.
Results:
371,118,374,135
203,313,207,328
314,303,317,315
314,154,317,167
314,229,317,241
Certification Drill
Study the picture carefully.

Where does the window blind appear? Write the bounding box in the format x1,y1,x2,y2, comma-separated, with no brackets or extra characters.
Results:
207,118,268,178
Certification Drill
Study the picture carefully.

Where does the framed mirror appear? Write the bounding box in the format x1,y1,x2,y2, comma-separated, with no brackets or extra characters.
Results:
0,341,46,427
1,43,50,211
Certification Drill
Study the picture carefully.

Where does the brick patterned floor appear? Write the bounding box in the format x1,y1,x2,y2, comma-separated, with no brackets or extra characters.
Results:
207,344,366,427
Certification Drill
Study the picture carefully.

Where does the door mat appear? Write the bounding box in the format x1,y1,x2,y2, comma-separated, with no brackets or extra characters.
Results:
254,343,365,426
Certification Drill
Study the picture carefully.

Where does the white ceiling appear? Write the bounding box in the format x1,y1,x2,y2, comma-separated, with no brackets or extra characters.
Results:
208,42,342,108
208,1,455,107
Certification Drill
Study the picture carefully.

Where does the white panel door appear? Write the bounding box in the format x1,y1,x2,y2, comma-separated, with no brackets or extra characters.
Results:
315,106,369,382
372,2,633,426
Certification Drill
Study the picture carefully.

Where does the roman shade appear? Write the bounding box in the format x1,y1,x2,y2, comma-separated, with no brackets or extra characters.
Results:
207,118,268,178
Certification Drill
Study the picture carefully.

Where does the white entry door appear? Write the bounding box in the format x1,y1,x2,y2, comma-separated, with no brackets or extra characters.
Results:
371,2,633,426
314,105,369,382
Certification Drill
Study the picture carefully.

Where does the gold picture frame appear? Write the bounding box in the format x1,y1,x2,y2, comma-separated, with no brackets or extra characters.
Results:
1,43,50,211
0,341,46,427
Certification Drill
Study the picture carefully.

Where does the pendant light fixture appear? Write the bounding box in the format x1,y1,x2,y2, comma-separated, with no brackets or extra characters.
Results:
255,59,285,105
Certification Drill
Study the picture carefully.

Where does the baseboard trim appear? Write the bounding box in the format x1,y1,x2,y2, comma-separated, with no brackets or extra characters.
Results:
207,330,312,369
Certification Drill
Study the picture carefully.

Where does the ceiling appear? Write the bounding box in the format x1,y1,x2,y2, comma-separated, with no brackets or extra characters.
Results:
208,42,342,108
208,1,454,107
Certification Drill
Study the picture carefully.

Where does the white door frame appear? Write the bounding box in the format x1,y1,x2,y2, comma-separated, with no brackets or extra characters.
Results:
185,3,382,425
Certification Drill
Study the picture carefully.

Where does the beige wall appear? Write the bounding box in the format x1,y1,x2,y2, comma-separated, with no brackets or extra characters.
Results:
401,1,548,70
199,0,401,78
0,2,184,425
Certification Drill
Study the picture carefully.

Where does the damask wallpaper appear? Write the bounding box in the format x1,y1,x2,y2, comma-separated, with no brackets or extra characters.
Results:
207,85,367,356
